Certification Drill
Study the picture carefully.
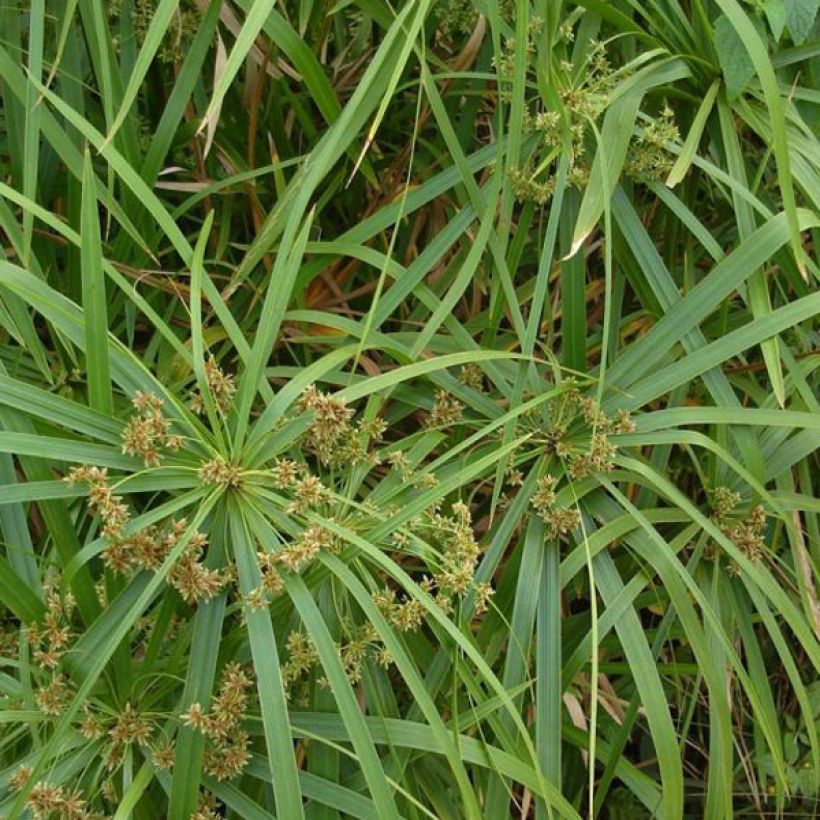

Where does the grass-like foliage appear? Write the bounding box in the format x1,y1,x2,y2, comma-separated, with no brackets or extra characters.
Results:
0,0,818,817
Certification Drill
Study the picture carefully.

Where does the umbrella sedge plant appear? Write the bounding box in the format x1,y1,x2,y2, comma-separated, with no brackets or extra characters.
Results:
0,0,817,817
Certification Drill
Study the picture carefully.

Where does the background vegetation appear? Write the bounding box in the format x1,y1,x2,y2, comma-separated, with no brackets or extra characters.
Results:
0,0,818,817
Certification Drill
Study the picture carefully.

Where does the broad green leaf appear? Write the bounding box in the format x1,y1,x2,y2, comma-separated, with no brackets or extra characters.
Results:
786,0,819,43
715,15,756,100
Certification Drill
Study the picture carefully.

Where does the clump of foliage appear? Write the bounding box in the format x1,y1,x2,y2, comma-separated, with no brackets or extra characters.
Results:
0,0,818,818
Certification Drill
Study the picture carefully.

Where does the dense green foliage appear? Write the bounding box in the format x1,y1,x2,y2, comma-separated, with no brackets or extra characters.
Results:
0,0,818,817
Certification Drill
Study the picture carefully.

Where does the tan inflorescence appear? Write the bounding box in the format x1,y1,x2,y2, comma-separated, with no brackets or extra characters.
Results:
121,391,182,467
190,355,236,415
711,486,768,572
296,384,384,468
65,460,225,606
22,779,90,820
507,38,679,204
532,388,634,475
425,389,464,430
198,455,243,488
181,663,253,781
526,389,636,538
27,586,74,671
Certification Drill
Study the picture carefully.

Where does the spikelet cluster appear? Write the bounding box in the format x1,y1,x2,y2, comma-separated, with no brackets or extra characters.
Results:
459,363,485,390
726,507,767,564
296,385,384,468
281,631,319,686
530,474,582,539
281,524,341,572
65,465,130,539
152,740,176,770
431,501,481,596
121,391,182,466
425,389,464,429
21,778,91,819
271,458,334,516
711,488,767,571
198,455,243,488
282,623,385,692
400,501,489,611
373,587,426,632
386,450,439,491
712,486,742,519
511,41,618,203
103,702,154,769
0,621,18,659
336,623,380,684
532,389,635,479
509,167,557,205
435,0,479,37
248,524,342,609
167,530,225,605
181,663,253,780
190,355,236,415
101,516,222,604
626,106,680,180
190,791,222,820
35,672,74,716
27,586,74,670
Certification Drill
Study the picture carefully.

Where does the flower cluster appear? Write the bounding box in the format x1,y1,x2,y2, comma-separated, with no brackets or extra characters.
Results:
18,776,90,819
296,385,384,468
181,663,253,781
430,501,482,596
167,530,225,605
530,474,581,539
281,631,319,687
626,106,680,180
152,740,176,770
35,672,74,716
249,523,342,609
425,389,464,429
79,703,103,740
435,0,479,38
282,623,386,693
28,586,74,670
271,458,336,517
280,524,341,572
121,391,182,467
336,623,380,683
64,465,130,539
731,513,767,562
492,17,543,81
104,702,154,769
459,363,485,390
511,40,619,203
101,515,223,606
373,587,426,632
711,487,767,570
191,791,222,820
400,501,491,613
531,473,558,516
711,486,741,519
387,450,439,490
509,167,557,205
198,455,243,488
280,518,496,697
191,355,236,415
533,389,634,479
272,456,299,488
